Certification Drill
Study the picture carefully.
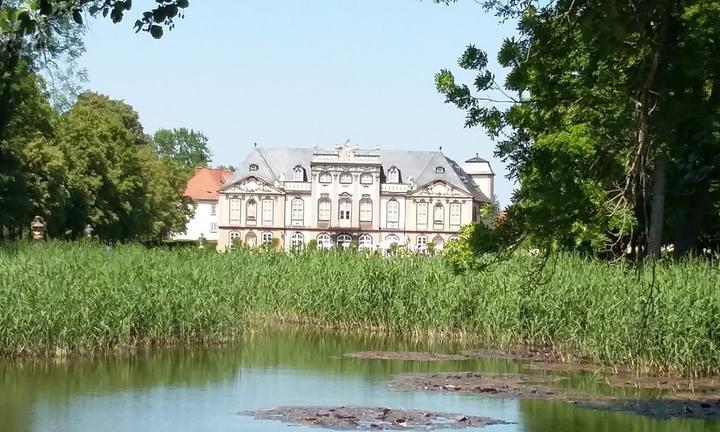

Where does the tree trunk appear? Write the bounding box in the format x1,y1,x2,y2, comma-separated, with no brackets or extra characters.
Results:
673,187,707,258
648,152,668,258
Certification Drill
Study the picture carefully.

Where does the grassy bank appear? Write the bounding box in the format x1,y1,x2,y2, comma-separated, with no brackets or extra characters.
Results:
1,242,718,375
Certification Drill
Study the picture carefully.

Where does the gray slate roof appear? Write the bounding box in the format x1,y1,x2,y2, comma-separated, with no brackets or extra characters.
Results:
222,147,490,202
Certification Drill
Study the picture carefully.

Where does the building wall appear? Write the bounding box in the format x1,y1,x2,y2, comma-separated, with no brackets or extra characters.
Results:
471,175,494,201
217,164,482,252
174,200,219,241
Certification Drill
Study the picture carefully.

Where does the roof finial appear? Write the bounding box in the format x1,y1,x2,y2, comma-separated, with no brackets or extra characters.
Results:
345,138,351,146
439,145,443,152
476,152,479,157
254,142,258,148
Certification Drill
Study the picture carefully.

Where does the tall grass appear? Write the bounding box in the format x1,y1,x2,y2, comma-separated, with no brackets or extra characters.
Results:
0,241,718,375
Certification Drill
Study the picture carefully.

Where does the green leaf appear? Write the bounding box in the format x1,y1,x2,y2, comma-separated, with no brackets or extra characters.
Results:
150,25,163,39
72,10,83,25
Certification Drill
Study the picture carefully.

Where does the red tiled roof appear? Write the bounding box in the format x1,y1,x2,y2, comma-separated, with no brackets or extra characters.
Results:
183,168,233,200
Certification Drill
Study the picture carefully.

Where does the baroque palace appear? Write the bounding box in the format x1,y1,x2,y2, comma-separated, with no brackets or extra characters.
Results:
216,143,494,252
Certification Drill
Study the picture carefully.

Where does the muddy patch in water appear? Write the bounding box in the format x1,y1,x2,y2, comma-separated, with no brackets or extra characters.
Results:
526,362,720,392
243,406,512,430
344,351,469,361
462,348,564,362
389,372,570,399
389,372,720,420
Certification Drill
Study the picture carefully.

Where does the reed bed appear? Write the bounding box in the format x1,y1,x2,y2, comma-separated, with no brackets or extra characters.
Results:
0,241,718,375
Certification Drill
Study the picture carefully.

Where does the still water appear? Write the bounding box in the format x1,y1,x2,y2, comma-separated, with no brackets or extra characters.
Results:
0,328,717,432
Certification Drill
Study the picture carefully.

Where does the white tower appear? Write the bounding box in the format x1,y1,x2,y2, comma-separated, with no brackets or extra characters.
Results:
462,154,495,201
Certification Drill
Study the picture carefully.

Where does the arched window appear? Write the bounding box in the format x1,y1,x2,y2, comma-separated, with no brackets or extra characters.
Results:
448,235,459,243
386,199,399,228
435,166,445,173
358,234,373,250
359,198,373,222
249,164,259,172
293,165,305,182
339,172,353,184
262,199,274,225
229,231,241,250
318,198,331,222
360,173,373,185
339,198,352,225
291,198,304,225
416,201,428,228
337,233,352,248
319,171,332,184
230,198,241,222
433,202,444,226
246,199,257,224
416,235,428,253
261,232,273,246
387,166,400,183
384,234,400,245
317,233,332,249
245,231,257,247
290,232,304,249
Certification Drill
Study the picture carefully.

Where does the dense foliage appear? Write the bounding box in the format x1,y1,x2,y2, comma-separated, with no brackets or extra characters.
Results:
436,0,720,257
0,78,195,240
152,127,212,173
1,242,719,375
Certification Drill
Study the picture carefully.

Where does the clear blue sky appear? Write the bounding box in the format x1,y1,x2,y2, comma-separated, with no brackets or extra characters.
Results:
80,0,516,205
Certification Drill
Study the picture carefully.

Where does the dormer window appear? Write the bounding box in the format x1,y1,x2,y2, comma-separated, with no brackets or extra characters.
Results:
249,163,259,172
388,166,400,183
319,171,332,184
435,166,445,173
339,172,353,184
293,165,305,182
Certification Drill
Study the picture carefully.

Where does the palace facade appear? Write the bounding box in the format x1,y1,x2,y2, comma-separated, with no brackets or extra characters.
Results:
216,143,494,252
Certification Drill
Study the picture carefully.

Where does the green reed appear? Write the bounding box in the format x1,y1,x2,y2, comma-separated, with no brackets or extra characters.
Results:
0,241,718,375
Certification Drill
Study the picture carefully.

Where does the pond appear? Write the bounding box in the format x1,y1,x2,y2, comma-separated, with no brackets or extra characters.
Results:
0,328,717,432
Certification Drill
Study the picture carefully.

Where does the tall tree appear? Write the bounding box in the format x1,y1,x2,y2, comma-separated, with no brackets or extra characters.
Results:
152,127,212,171
58,92,190,241
0,1,191,148
0,60,64,238
435,0,720,257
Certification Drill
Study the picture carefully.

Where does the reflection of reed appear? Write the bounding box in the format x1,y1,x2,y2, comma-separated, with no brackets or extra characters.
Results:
0,328,519,426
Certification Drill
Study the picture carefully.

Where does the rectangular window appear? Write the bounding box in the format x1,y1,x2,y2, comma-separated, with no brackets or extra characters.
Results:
339,200,351,224
360,200,372,222
387,200,399,228
210,204,217,216
450,203,462,227
416,202,428,228
291,199,304,226
229,199,241,222
209,223,218,233
262,199,274,225
318,200,331,222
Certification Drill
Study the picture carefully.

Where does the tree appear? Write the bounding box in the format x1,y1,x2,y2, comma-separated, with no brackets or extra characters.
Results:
152,127,212,171
435,0,720,258
58,92,190,241
0,60,64,238
0,1,191,154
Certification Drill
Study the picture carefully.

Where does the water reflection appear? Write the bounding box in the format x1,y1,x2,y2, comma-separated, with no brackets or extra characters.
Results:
0,328,716,432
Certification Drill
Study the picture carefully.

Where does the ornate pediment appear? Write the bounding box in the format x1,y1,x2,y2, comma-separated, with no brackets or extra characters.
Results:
222,177,283,195
411,180,469,198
